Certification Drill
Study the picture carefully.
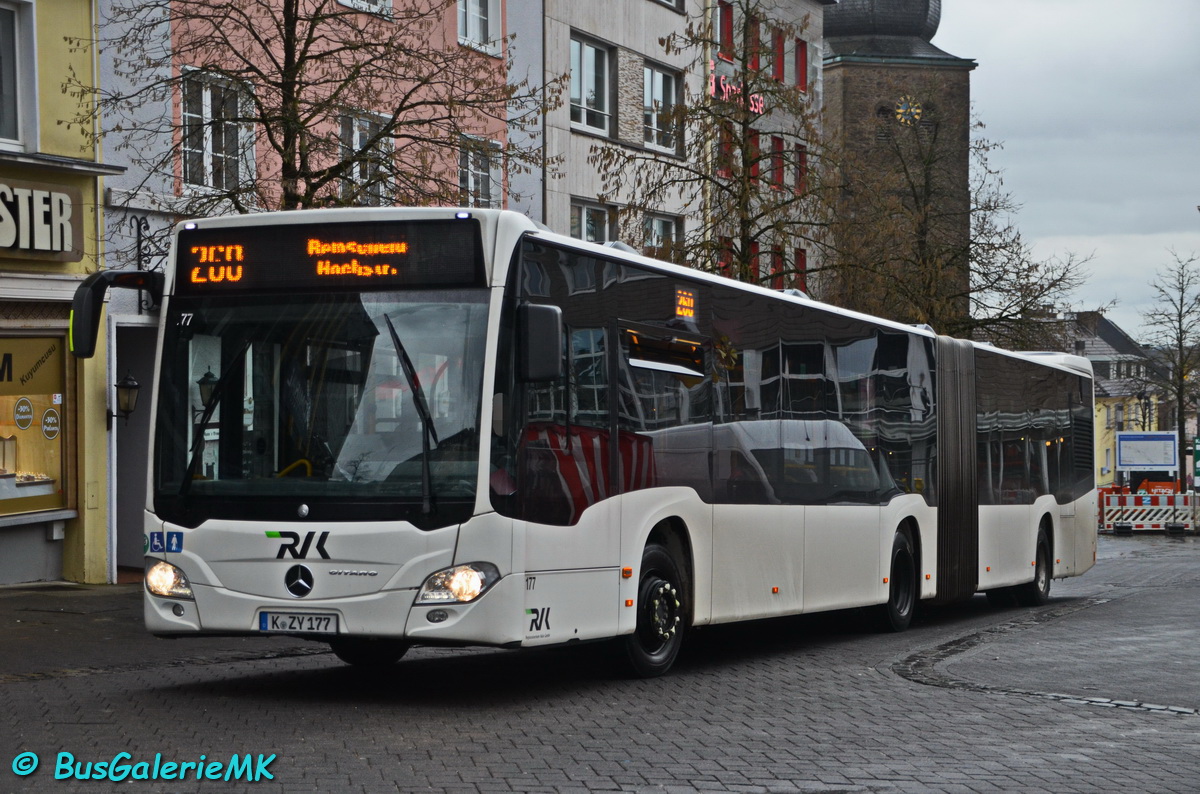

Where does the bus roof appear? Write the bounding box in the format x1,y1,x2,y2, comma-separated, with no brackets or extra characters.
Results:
171,208,1091,380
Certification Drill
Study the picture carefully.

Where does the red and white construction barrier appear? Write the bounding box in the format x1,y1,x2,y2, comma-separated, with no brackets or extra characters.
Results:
1102,493,1195,534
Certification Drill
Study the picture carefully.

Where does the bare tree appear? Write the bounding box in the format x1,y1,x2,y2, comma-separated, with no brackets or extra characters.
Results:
65,0,556,219
1139,250,1200,471
589,0,822,287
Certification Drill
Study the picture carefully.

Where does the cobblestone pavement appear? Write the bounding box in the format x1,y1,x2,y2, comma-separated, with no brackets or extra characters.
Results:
2,535,1198,793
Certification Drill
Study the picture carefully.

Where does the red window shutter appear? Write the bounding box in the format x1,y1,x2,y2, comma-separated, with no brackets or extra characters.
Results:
771,136,784,187
749,16,760,71
795,39,808,91
719,2,734,61
773,29,785,81
795,144,807,194
771,248,784,289
748,129,760,183
718,122,733,177
750,241,760,280
794,247,808,292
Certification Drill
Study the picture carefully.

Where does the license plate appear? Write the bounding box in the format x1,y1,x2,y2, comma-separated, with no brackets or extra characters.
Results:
258,611,338,634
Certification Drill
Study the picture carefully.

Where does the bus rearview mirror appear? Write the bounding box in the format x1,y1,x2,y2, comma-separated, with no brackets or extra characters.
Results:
70,270,165,358
518,303,563,382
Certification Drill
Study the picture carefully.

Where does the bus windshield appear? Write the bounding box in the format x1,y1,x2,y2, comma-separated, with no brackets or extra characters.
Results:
153,288,489,527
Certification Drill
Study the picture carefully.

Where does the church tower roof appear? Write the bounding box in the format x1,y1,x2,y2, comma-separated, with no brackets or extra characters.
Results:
824,0,974,66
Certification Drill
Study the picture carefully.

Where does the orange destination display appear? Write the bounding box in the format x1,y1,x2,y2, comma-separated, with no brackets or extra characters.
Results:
175,218,485,294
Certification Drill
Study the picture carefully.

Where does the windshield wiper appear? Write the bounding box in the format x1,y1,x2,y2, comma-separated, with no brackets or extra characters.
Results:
384,314,439,514
180,340,252,496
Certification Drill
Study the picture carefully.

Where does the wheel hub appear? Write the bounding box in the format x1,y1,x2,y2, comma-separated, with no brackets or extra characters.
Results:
650,581,680,641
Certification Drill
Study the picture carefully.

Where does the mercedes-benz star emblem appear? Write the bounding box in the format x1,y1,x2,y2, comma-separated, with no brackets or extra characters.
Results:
284,565,314,598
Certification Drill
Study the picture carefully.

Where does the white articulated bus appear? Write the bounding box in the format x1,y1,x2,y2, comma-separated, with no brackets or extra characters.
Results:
71,208,1097,676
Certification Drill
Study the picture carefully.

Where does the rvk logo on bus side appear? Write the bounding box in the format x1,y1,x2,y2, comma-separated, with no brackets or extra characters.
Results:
526,607,550,637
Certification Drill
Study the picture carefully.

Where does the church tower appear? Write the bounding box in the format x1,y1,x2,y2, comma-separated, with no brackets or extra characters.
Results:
821,1,977,332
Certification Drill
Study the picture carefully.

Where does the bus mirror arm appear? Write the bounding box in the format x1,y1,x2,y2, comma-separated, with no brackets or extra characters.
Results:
70,270,166,358
518,303,564,382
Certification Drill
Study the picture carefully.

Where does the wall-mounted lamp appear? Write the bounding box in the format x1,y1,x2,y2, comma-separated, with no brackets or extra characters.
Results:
109,373,140,429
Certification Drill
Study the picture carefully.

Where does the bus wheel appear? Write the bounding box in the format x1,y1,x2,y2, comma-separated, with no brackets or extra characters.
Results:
329,637,409,669
623,544,687,678
1015,533,1051,607
878,531,916,632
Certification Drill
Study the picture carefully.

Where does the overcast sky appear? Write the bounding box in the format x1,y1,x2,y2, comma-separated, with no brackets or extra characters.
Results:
932,0,1200,339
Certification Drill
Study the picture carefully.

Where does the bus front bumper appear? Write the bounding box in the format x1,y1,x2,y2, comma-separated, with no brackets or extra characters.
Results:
144,572,526,647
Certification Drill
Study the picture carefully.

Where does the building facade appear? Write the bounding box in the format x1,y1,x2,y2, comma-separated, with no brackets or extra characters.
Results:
511,0,835,286
0,0,122,583
96,0,515,581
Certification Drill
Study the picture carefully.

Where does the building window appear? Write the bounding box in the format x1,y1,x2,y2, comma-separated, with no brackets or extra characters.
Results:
717,236,733,276
771,27,785,81
717,1,734,61
571,37,611,135
459,137,501,208
0,1,33,150
337,0,391,15
643,65,678,152
794,144,807,194
770,136,784,188
770,247,784,289
747,15,760,71
182,72,250,191
794,247,807,292
0,6,17,142
716,122,734,178
570,202,611,243
341,114,390,206
0,337,69,517
644,213,678,260
458,0,499,55
747,129,760,183
794,39,808,91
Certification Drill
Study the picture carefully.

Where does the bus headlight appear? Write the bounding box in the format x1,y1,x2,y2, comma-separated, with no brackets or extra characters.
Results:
416,563,500,604
145,560,194,600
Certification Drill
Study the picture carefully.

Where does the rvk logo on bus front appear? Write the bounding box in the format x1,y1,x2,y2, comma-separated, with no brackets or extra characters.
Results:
266,531,330,559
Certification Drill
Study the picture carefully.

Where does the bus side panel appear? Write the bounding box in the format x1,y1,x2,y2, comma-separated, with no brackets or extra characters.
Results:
524,500,619,573
977,504,1034,590
520,568,620,646
1059,489,1098,578
710,503,797,622
882,495,938,600
618,487,713,633
802,505,879,612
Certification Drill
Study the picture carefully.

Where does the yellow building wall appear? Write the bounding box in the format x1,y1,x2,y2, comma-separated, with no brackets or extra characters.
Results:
1094,395,1169,492
32,0,110,583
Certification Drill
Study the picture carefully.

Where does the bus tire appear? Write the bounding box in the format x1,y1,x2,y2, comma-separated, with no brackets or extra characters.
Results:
878,530,916,632
329,637,409,669
623,544,687,678
1015,532,1051,607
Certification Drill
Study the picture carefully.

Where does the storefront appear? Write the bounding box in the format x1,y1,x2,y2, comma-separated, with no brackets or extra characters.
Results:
0,165,121,584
